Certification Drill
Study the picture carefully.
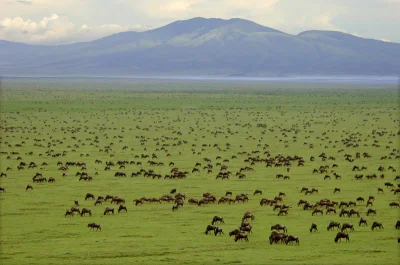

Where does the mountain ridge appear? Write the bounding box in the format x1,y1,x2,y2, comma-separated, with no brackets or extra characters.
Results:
0,17,399,76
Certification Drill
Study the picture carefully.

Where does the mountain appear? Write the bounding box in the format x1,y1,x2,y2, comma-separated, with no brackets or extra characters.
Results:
0,17,399,76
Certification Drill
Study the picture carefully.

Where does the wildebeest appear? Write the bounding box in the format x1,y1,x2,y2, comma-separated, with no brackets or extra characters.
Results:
118,205,127,213
205,225,217,235
85,193,95,200
366,209,376,216
359,218,368,226
242,211,255,221
80,208,92,217
170,188,176,194
26,185,33,191
87,223,101,231
65,209,73,217
334,232,349,243
269,231,287,244
395,220,400,230
0,187,6,193
211,216,224,225
271,224,287,233
327,221,341,231
389,202,399,208
371,222,384,230
312,209,323,216
341,223,354,232
234,233,249,242
310,223,318,232
285,235,299,245
253,189,262,195
214,227,224,236
103,207,114,215
229,229,240,237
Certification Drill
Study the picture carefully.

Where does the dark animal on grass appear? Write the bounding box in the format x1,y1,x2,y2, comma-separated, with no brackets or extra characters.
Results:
359,218,368,226
242,212,255,221
269,231,288,244
85,193,95,200
214,227,224,236
80,208,92,217
118,205,127,213
285,235,299,245
234,233,249,242
348,209,360,217
326,207,336,215
26,185,33,191
70,207,80,215
341,223,354,232
310,223,318,232
229,229,240,237
170,188,176,194
211,216,224,225
339,209,349,217
65,209,73,217
334,188,340,193
0,187,6,193
371,222,384,230
327,221,341,231
395,220,400,230
88,223,101,231
389,202,399,208
94,199,102,206
253,189,262,195
278,208,288,216
334,232,349,243
356,197,364,203
312,209,323,216
366,209,376,216
271,224,287,233
103,207,114,215
240,225,253,234
205,225,217,235
172,205,179,211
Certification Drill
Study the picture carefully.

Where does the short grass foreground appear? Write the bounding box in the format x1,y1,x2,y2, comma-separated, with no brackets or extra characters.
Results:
0,80,399,265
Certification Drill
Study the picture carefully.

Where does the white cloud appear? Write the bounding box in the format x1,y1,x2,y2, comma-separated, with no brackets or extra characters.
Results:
0,14,150,45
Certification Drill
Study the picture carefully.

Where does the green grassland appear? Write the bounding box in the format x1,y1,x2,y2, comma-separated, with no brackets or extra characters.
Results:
0,79,399,265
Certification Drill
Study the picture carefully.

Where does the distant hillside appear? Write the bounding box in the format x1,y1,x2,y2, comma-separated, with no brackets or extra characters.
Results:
0,17,399,76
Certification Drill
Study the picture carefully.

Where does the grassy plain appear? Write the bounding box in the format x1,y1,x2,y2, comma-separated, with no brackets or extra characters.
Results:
0,78,399,265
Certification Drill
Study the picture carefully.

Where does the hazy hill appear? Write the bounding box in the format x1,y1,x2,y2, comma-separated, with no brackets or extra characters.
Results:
0,17,399,76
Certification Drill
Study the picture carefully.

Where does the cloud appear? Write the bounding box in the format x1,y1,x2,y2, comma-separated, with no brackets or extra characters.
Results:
0,14,150,45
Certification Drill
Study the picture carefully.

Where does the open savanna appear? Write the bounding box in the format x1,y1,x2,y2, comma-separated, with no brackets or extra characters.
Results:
0,79,399,265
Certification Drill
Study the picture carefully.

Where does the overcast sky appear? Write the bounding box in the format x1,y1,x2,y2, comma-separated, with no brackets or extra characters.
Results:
0,0,399,45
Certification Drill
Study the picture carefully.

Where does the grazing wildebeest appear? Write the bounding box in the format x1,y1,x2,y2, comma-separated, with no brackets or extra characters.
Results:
285,235,299,245
389,202,399,208
327,221,341,231
214,227,224,236
234,233,249,242
65,209,73,217
133,199,143,206
271,224,287,233
80,208,92,217
242,211,255,221
85,193,95,200
170,188,176,194
341,223,354,232
172,205,179,211
371,222,384,230
229,229,240,237
269,231,287,244
240,225,253,234
312,209,323,216
377,188,384,193
334,188,341,193
118,205,127,213
366,208,376,216
253,189,262,195
278,208,288,216
358,218,368,227
205,225,217,235
26,185,33,191
395,220,400,230
88,223,101,231
310,223,318,232
103,207,114,215
211,216,224,225
348,209,360,217
334,232,349,243
225,191,233,196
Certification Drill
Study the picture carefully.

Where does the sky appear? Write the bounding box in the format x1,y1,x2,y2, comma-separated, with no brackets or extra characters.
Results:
0,0,399,45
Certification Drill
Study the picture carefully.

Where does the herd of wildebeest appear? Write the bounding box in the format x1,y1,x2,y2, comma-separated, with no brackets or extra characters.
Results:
1,90,400,249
